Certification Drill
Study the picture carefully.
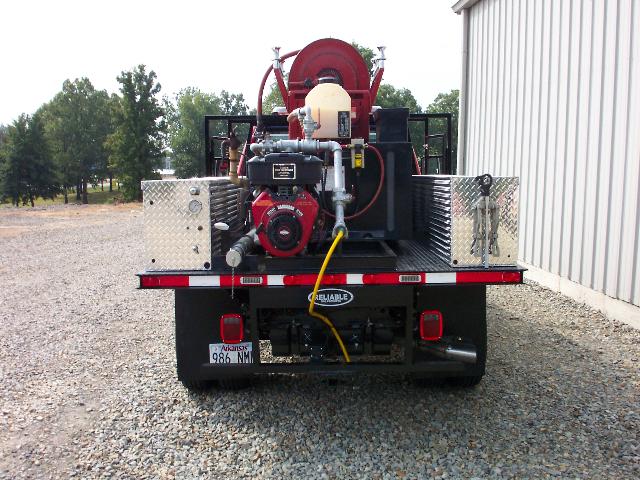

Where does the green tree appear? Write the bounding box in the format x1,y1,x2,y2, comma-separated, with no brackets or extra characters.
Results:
352,43,426,161
261,82,283,115
40,99,74,203
0,113,58,206
107,65,166,201
351,42,375,75
91,92,117,192
375,84,422,112
426,89,459,170
167,88,249,178
220,90,249,116
41,78,112,203
374,84,424,164
167,88,222,178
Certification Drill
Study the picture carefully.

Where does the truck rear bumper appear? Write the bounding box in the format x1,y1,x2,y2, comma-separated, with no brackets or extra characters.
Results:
138,269,523,289
173,285,494,383
198,360,468,377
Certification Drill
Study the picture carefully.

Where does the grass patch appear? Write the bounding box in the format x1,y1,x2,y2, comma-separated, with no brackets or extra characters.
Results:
2,186,126,207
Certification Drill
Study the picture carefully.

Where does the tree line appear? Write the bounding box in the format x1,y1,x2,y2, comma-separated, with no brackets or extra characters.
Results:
0,66,248,205
0,44,458,207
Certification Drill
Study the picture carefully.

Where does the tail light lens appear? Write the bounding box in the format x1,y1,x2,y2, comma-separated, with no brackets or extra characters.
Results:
220,314,244,344
419,310,443,341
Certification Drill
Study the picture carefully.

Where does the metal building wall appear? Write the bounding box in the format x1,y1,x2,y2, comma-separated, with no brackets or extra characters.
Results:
461,0,640,307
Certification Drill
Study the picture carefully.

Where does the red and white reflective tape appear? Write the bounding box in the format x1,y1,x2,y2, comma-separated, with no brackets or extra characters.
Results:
139,270,522,288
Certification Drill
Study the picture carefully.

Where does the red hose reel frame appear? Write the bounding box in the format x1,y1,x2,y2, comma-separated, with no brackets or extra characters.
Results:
267,38,383,142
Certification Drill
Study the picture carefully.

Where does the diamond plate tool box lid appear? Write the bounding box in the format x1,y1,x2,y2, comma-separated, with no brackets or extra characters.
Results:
413,175,520,267
141,178,240,271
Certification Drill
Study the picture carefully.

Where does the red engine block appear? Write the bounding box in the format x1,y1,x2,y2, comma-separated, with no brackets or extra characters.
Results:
251,190,320,257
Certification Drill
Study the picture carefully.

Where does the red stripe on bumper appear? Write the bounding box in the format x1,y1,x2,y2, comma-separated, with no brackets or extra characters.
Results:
138,270,522,289
456,271,522,284
140,275,189,288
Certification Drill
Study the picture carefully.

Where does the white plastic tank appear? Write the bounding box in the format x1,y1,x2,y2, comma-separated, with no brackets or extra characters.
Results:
304,81,351,139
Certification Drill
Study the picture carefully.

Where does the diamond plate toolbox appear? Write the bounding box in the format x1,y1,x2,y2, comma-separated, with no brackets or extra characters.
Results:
142,178,240,271
413,175,519,267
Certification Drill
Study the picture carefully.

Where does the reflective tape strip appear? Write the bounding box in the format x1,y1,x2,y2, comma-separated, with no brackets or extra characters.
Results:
399,274,423,283
346,273,364,285
425,272,456,284
218,275,266,287
189,276,220,287
140,275,189,288
139,270,522,289
268,275,285,286
457,271,522,284
240,276,264,285
363,272,424,284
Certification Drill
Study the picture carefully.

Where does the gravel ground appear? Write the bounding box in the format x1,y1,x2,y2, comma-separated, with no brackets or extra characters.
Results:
0,204,638,479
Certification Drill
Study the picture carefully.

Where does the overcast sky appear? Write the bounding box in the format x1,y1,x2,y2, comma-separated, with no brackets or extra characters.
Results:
0,0,462,125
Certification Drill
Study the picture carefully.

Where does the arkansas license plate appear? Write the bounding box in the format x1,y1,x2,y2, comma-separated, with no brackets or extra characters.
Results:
209,342,253,364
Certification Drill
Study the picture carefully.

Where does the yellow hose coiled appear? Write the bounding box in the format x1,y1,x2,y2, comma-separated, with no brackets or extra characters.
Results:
308,230,351,363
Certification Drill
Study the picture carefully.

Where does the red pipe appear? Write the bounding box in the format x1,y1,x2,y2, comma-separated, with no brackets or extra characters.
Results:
257,50,300,123
412,147,422,175
256,66,273,120
370,67,384,102
237,126,256,176
323,144,385,221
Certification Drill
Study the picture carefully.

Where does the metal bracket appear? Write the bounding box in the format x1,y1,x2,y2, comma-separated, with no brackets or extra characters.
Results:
470,174,500,267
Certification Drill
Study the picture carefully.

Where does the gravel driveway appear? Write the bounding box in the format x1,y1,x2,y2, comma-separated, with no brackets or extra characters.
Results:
0,205,638,479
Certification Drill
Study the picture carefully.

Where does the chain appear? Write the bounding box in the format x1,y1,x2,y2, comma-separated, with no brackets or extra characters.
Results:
231,267,235,299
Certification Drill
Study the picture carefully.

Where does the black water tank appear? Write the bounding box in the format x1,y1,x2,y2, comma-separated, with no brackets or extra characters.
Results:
374,108,410,142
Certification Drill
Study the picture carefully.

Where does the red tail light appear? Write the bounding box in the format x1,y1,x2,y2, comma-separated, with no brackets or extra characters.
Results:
419,310,443,341
220,314,244,344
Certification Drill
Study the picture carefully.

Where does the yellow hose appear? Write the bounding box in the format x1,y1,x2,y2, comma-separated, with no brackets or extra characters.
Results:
308,230,351,363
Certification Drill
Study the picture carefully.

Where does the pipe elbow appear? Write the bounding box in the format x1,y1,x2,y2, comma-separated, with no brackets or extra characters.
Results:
250,143,263,155
286,111,298,123
286,107,306,123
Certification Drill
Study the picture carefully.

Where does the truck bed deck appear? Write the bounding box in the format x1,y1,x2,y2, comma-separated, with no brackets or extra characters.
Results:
138,239,524,289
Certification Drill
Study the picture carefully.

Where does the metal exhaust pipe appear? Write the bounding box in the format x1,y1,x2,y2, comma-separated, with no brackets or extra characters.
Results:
421,343,477,364
441,345,477,364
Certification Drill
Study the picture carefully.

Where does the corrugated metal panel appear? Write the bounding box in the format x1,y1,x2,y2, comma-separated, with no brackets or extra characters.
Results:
462,0,640,306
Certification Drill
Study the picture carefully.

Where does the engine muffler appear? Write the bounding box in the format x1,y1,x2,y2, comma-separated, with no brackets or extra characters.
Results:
420,342,477,364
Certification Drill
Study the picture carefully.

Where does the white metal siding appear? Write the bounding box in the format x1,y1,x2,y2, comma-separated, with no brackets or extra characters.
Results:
463,0,640,306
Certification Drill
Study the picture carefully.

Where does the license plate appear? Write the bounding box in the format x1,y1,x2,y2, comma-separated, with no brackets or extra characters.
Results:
209,342,253,364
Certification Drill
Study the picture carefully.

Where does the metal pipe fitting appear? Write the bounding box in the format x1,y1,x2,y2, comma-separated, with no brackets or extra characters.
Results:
272,46,281,70
224,131,249,188
375,46,386,69
300,106,317,140
285,106,316,140
226,228,258,268
328,143,348,237
228,152,249,188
